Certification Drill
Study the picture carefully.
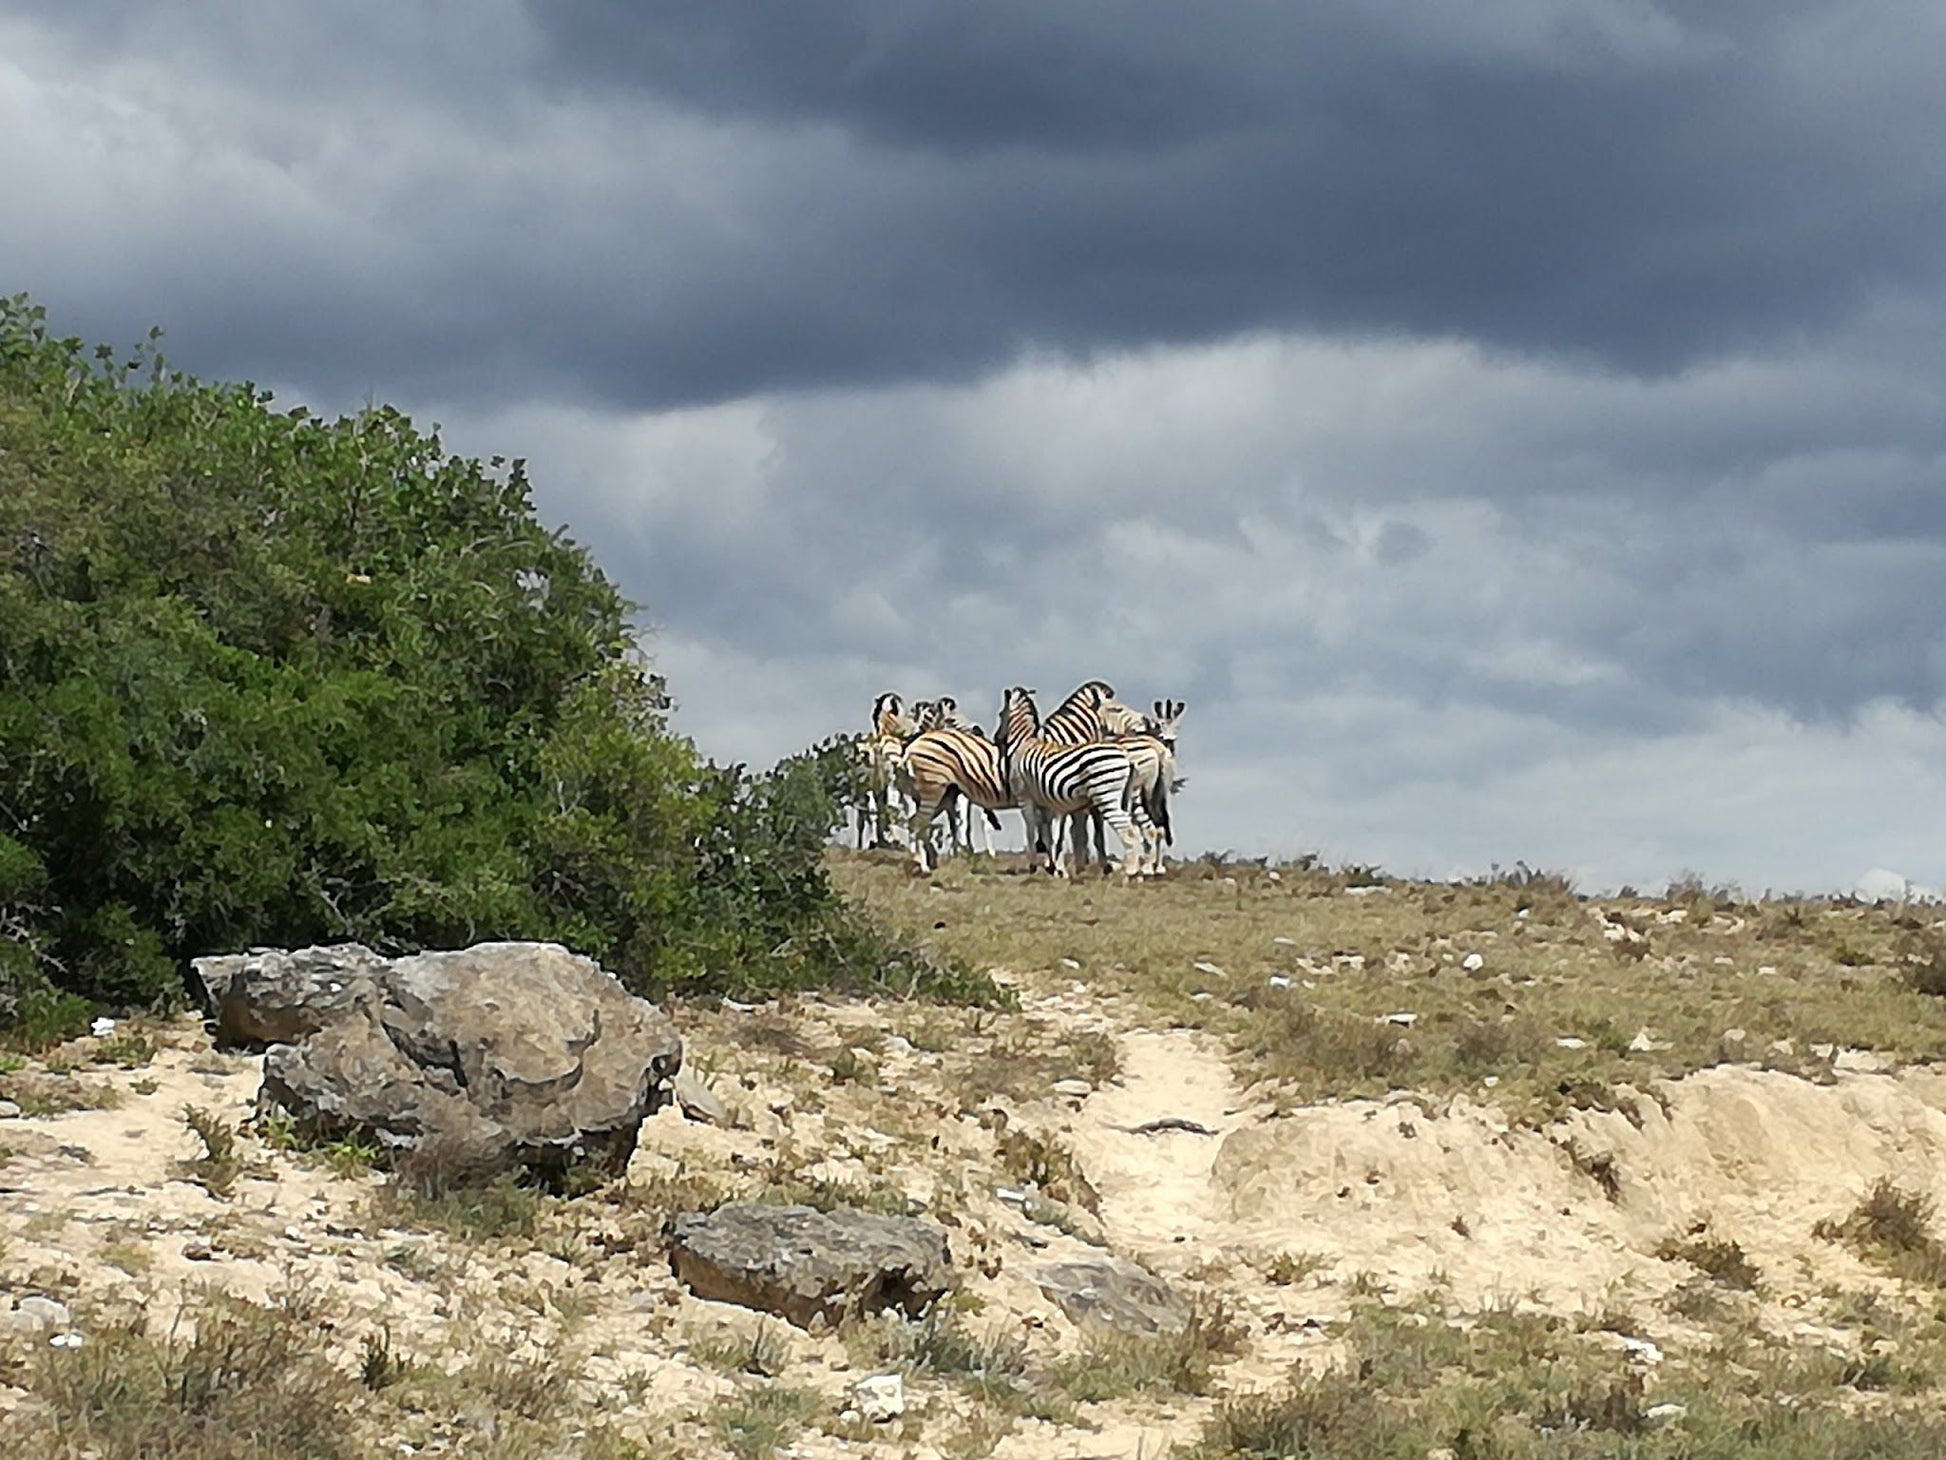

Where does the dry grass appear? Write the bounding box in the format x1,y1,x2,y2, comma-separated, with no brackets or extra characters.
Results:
1815,1180,1946,1286
1657,1229,1765,1291
834,852,1946,1119
177,1105,248,1199
1188,1291,1946,1460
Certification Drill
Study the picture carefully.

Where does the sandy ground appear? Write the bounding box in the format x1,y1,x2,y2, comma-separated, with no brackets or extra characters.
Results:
8,985,1946,1456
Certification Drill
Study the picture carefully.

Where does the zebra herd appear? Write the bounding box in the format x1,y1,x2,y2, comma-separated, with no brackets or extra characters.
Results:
854,681,1186,878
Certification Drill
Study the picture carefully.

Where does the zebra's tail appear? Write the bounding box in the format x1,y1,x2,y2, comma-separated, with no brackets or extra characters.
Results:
1147,778,1173,846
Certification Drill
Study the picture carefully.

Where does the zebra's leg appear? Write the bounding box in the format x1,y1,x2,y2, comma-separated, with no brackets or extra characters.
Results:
943,788,967,857
1068,813,1090,878
1090,810,1111,874
908,792,943,874
1032,807,1067,877
1104,808,1143,878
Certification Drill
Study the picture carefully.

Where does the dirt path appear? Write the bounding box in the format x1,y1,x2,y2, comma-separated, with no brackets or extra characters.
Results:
1065,1027,1254,1268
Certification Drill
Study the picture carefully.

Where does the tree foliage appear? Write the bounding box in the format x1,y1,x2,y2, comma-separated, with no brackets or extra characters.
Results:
0,296,987,1041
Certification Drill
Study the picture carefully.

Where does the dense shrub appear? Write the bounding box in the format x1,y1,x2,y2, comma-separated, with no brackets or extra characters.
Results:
0,296,985,1038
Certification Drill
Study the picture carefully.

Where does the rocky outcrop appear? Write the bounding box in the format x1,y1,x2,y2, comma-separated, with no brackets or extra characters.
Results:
1033,1255,1187,1334
191,941,681,1181
668,1202,954,1327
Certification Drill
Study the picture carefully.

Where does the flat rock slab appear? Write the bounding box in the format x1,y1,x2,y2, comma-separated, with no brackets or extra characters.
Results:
669,1202,953,1328
1034,1255,1187,1334
193,941,681,1181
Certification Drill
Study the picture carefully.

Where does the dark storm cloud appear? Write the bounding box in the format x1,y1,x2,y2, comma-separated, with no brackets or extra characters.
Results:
6,2,1945,409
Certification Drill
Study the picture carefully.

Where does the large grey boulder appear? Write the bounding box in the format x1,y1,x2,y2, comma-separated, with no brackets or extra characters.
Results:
1033,1255,1187,1334
193,941,682,1180
669,1203,954,1328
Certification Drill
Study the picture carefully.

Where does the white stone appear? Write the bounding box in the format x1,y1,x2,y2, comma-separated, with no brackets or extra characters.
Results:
1382,1012,1417,1027
1856,868,1943,904
852,1372,905,1422
16,1296,72,1330
0,1100,20,1119
1628,1030,1670,1053
49,1332,85,1349
1645,1402,1687,1425
1273,936,1298,947
91,1016,118,1038
1192,961,1225,976
1619,1335,1663,1365
1052,1079,1092,1099
1058,957,1081,970
1460,952,1486,972
1555,1037,1587,1050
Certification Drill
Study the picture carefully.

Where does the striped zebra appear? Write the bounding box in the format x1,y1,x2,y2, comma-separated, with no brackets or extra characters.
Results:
1064,698,1185,876
856,693,917,849
898,723,1012,872
996,686,1146,878
1026,682,1174,875
910,697,1004,858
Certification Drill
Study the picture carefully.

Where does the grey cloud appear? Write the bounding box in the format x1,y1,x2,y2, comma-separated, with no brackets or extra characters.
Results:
5,3,1945,410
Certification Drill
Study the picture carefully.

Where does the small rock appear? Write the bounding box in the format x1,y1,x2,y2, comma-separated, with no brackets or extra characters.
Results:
1267,975,1293,990
1628,1030,1670,1053
1192,961,1225,977
1034,1255,1187,1335
1382,1012,1417,1027
1619,1335,1663,1365
1555,1037,1587,1050
672,1067,731,1127
1052,1079,1092,1099
1273,936,1298,947
49,1332,85,1349
0,1100,20,1119
1058,958,1082,971
91,1016,118,1038
183,1242,214,1261
1722,1027,1747,1043
13,1296,72,1331
1461,952,1485,972
667,1203,953,1329
1645,1402,1687,1425
852,1372,905,1422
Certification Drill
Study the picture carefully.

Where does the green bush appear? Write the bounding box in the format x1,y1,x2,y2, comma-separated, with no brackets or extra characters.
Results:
0,295,989,1030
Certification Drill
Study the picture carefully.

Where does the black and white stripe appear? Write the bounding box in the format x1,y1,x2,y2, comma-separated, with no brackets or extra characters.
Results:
996,686,1145,878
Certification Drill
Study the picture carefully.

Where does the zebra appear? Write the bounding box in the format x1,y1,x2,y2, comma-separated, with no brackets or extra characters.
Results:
996,685,1146,878
1034,683,1178,876
898,720,1012,873
856,693,917,849
1113,699,1185,875
909,696,1004,857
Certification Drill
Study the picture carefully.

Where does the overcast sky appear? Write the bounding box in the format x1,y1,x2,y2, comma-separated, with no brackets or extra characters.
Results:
7,1,1946,893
